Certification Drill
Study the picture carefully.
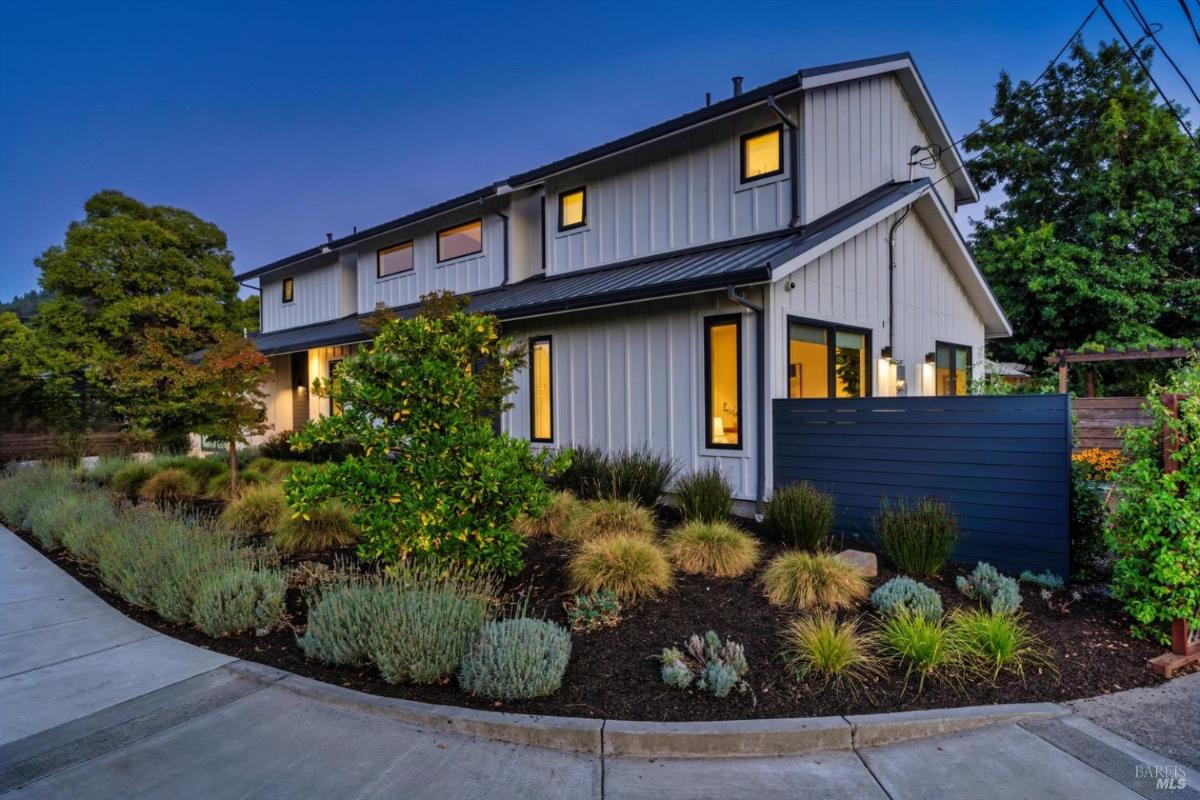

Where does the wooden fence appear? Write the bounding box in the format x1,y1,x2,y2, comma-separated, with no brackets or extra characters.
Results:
0,432,144,464
1073,397,1154,451
773,394,1072,577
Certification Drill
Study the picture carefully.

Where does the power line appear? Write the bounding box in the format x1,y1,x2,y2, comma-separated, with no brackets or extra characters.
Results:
1123,0,1200,107
1179,0,1200,46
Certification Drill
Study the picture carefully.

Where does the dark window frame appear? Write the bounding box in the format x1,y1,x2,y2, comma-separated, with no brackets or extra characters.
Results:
739,123,785,184
785,315,873,399
557,186,587,232
376,240,414,279
436,218,484,263
703,314,743,451
935,341,972,397
281,277,294,304
529,335,554,443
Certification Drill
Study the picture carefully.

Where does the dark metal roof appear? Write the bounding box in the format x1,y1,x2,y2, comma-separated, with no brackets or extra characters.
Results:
247,180,925,356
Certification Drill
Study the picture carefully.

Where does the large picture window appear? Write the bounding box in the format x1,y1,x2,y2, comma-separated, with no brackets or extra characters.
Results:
437,219,483,262
935,342,971,396
704,315,742,449
787,319,870,399
377,241,413,278
529,336,553,442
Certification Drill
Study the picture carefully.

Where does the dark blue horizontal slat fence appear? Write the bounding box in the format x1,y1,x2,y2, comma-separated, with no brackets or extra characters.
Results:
772,394,1072,577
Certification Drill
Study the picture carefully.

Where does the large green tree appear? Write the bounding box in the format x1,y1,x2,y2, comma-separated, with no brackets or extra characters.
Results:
31,190,255,441
966,41,1200,369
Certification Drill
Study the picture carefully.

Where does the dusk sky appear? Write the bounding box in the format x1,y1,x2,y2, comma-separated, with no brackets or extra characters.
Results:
2,0,1197,300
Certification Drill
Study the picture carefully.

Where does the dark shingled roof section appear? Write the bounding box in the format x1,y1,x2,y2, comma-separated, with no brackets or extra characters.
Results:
247,180,925,357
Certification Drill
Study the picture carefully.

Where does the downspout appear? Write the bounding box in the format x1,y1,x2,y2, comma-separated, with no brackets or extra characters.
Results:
887,205,913,362
725,285,766,508
478,198,511,287
766,95,801,228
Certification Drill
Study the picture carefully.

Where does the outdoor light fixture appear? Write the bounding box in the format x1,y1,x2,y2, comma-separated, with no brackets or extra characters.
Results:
925,351,936,365
881,345,894,362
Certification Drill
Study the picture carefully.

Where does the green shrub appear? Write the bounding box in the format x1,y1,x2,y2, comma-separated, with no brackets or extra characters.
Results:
1019,570,1064,591
877,609,961,692
602,448,675,507
458,617,572,700
555,446,608,500
764,482,834,550
153,524,240,624
1109,362,1200,644
243,457,293,482
1070,460,1109,581
181,457,228,486
273,501,358,554
956,562,1022,614
138,468,200,503
659,631,749,698
259,430,297,460
203,469,263,500
870,576,944,621
219,484,288,536
563,498,657,543
568,534,673,600
111,462,159,500
299,578,382,665
59,491,120,562
23,488,88,549
0,466,60,526
948,609,1051,680
873,497,959,577
93,506,183,609
191,563,286,637
667,520,760,577
513,490,579,538
761,550,868,610
81,455,135,487
673,467,734,523
564,590,621,632
783,612,880,686
366,565,496,684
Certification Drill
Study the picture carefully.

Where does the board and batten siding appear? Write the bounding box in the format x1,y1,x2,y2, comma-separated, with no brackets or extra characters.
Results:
769,210,985,400
803,75,956,221
357,213,505,314
543,102,798,277
502,291,763,501
260,254,356,334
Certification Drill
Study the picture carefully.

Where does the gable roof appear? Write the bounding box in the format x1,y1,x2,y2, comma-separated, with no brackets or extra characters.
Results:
237,53,976,282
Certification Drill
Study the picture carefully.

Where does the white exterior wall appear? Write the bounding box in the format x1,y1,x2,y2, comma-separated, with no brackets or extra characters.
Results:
803,75,957,221
260,256,356,333
502,290,764,501
543,102,799,276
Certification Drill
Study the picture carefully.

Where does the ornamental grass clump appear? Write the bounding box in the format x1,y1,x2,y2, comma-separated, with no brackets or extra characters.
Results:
603,448,676,507
948,609,1052,681
203,469,263,500
761,550,869,610
273,501,359,554
299,577,382,665
81,455,135,487
783,613,881,688
138,468,199,503
563,498,657,543
568,534,674,600
764,482,834,550
555,445,609,500
870,576,944,621
671,467,733,523
191,562,287,638
667,520,760,577
873,496,959,577
513,490,580,539
181,457,229,487
242,457,294,482
367,564,497,684
458,616,572,700
877,609,962,693
956,562,1022,614
219,484,288,537
110,461,160,500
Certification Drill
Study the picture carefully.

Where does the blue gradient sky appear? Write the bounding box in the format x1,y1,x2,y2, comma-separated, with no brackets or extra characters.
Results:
2,0,1197,299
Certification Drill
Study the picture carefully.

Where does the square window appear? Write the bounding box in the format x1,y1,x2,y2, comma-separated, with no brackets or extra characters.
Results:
787,319,871,399
377,241,414,278
437,219,483,262
741,125,783,182
558,187,586,231
282,277,294,304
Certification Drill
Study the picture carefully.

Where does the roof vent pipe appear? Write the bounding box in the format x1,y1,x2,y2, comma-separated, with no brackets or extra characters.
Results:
705,91,712,108
732,76,744,97
325,233,333,244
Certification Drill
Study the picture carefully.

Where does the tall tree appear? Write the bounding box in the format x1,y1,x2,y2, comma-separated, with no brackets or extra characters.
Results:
32,190,254,441
966,41,1200,368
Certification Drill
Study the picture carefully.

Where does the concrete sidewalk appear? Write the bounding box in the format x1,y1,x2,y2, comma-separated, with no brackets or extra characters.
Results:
1,527,1194,799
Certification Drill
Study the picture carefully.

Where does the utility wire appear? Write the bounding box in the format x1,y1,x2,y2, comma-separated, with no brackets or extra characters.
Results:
1123,0,1200,107
1181,0,1200,46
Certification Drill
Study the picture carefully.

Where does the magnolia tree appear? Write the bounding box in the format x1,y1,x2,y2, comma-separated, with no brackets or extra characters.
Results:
284,294,564,574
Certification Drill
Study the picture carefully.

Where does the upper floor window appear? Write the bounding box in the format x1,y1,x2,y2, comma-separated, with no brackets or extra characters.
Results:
787,319,870,399
935,342,971,396
558,187,586,231
377,241,414,278
282,277,294,304
740,125,783,183
437,219,483,262
704,315,742,449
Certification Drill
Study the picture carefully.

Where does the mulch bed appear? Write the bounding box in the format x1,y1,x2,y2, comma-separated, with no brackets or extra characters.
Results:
11,522,1166,722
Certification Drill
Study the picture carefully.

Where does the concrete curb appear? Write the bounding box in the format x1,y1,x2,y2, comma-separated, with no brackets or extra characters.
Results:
603,716,851,758
847,703,1068,748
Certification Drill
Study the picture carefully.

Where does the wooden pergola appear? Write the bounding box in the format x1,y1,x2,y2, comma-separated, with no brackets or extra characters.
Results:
1048,347,1194,395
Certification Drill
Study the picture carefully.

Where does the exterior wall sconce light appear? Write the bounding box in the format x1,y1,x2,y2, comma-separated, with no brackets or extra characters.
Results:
925,351,936,365
881,345,894,362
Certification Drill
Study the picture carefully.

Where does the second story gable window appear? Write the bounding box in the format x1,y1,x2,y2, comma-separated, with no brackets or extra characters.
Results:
377,241,414,278
437,219,483,263
282,277,294,304
558,187,586,231
740,125,783,183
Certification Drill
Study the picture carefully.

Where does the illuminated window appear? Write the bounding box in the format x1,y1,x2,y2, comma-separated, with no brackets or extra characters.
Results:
558,187,586,231
377,241,414,278
787,319,870,399
705,315,741,449
740,125,783,182
530,336,553,442
437,219,483,262
282,277,294,304
935,342,972,396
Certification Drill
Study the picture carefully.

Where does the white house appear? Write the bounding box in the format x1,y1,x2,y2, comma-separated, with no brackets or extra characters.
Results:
238,53,1011,505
